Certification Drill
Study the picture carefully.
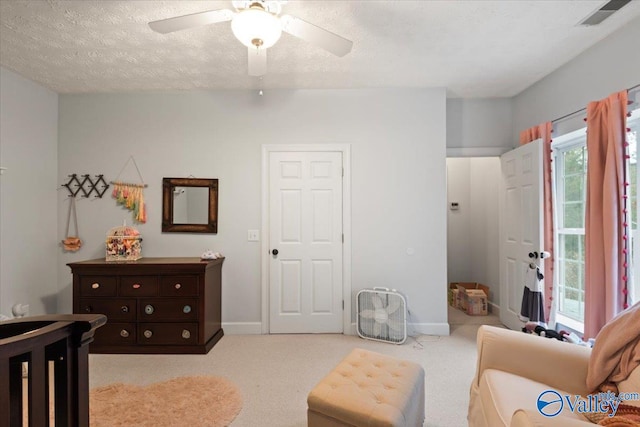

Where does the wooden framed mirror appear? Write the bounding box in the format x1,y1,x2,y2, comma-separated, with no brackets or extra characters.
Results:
162,178,218,233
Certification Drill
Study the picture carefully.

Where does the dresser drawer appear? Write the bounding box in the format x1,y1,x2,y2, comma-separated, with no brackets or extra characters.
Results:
160,276,199,296
139,299,198,321
79,276,117,296
138,323,198,345
79,298,136,321
93,322,137,346
119,276,158,296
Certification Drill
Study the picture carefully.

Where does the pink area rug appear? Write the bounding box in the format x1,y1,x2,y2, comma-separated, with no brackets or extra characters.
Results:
90,376,242,427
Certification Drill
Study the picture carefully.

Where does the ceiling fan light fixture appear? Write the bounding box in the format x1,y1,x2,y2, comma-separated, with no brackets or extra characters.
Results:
231,6,282,49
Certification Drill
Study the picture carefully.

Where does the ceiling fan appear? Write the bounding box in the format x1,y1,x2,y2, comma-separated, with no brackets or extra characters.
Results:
148,0,353,77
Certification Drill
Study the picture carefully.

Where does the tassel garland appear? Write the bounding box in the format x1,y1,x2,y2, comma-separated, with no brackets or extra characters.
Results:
112,182,147,223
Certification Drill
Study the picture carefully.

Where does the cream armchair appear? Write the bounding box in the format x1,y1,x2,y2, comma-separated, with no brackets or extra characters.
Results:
468,325,594,427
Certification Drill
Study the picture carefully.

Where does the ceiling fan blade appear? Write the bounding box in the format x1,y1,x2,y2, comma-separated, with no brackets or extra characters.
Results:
248,47,267,77
280,15,353,57
149,9,234,34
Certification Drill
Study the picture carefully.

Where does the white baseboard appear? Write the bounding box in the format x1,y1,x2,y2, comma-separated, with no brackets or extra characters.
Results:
222,322,263,335
350,322,450,337
489,302,500,316
225,322,451,336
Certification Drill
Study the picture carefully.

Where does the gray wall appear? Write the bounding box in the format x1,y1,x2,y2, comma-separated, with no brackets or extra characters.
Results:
446,98,514,155
0,67,58,318
57,88,449,334
513,15,640,140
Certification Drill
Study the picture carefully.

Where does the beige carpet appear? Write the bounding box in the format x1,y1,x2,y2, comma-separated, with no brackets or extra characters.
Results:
90,376,242,427
89,310,503,427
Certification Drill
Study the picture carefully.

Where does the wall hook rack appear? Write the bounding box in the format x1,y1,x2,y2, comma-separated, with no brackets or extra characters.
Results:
61,174,110,198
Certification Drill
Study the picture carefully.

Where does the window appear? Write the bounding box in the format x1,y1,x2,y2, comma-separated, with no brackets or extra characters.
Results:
551,106,640,332
552,130,587,331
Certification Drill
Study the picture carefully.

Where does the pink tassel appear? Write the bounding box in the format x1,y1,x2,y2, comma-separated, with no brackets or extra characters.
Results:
622,288,628,295
624,222,628,226
624,303,629,309
583,118,587,122
625,155,631,159
628,128,632,132
624,262,628,268
623,249,628,254
622,275,627,281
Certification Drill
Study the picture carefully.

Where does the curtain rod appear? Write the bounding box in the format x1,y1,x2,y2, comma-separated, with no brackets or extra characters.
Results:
551,83,640,124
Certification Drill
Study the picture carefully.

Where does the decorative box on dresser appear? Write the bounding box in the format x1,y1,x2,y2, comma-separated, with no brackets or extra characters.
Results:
68,257,224,354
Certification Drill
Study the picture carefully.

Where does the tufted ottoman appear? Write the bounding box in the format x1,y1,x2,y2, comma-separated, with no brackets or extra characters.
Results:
307,348,425,427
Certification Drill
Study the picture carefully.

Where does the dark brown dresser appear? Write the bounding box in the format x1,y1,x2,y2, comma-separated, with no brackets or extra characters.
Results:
68,257,224,354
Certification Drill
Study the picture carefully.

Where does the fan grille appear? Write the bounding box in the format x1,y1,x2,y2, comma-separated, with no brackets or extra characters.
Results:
356,289,407,344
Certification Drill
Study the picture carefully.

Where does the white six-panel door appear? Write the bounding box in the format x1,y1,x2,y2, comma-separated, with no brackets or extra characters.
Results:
269,151,343,333
499,139,544,330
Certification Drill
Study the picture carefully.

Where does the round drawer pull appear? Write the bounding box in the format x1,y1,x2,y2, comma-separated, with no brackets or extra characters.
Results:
84,306,92,313
182,329,191,339
120,329,130,338
144,330,153,339
91,283,100,289
121,305,129,313
183,305,192,314
144,304,154,315
175,283,181,290
132,283,141,289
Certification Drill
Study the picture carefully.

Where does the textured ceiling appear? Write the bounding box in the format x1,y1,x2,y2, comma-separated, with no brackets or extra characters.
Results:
1,0,640,97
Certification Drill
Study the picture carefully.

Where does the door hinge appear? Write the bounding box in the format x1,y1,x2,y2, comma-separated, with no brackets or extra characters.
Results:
342,233,344,243
342,300,344,310
342,167,344,177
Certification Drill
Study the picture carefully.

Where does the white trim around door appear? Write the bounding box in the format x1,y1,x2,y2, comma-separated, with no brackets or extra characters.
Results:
261,144,352,334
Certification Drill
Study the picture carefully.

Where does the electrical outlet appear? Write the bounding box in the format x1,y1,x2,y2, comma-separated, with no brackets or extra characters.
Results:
247,230,260,242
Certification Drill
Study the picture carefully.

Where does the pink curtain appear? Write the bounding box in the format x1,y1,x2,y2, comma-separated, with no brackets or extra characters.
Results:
584,90,629,339
519,122,554,324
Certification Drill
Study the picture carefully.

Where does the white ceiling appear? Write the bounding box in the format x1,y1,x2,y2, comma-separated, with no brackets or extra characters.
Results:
1,0,639,97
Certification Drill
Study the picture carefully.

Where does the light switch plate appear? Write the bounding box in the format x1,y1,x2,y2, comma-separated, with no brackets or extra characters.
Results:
248,229,259,242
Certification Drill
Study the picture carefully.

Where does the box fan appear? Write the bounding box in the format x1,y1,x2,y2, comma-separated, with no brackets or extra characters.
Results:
356,288,407,344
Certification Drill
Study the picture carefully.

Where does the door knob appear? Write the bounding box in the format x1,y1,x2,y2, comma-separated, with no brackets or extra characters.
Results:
272,249,279,255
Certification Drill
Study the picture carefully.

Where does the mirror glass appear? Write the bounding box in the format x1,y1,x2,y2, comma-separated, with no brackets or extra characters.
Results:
162,178,218,233
172,187,209,224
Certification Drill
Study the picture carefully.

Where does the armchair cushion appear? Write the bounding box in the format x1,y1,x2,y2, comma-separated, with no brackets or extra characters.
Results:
469,326,594,427
473,325,591,396
478,369,586,426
